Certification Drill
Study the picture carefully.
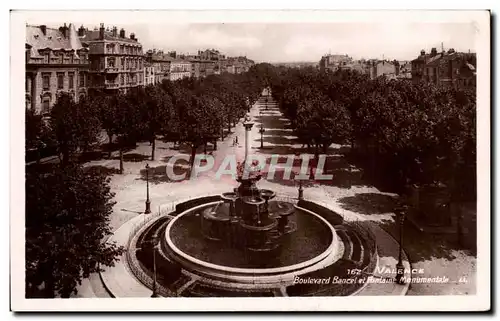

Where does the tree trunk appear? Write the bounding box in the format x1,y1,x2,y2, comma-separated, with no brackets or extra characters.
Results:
322,143,328,155
119,149,124,174
189,144,197,176
108,133,113,159
314,144,319,160
213,140,217,151
204,142,207,154
36,148,41,165
151,137,156,161
61,149,69,167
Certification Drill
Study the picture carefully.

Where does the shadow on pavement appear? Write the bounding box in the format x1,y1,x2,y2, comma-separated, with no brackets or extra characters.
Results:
137,164,189,184
83,165,121,176
376,218,474,263
338,192,399,215
116,153,151,162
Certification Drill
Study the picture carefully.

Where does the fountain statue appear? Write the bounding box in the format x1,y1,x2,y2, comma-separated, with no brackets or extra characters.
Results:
200,112,296,253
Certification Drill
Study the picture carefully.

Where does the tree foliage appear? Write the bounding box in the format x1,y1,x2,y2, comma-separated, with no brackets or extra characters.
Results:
270,67,476,200
25,164,124,298
49,93,101,165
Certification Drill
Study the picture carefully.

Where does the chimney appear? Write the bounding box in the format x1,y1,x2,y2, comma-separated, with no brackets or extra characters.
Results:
40,25,47,35
130,33,135,40
420,49,425,56
99,23,105,40
431,47,437,57
112,26,117,37
78,25,85,37
119,28,125,38
59,23,69,38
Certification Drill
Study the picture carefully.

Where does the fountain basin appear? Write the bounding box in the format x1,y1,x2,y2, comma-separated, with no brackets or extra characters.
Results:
162,201,340,285
260,189,277,201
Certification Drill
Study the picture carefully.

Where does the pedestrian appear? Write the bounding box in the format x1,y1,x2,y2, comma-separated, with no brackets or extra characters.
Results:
235,136,239,146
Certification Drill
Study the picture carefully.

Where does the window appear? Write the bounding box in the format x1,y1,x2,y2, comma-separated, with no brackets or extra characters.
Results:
42,98,50,114
121,57,125,69
120,45,124,53
42,73,50,90
108,57,115,68
79,73,85,87
68,72,74,89
57,73,64,89
120,74,124,85
59,53,64,64
43,52,49,64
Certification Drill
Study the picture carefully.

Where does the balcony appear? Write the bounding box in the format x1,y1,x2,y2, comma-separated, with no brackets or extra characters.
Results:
105,82,120,89
104,67,120,73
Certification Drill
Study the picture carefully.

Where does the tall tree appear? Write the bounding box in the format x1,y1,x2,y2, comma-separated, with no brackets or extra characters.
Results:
142,85,172,160
49,93,100,166
25,164,124,298
26,108,53,164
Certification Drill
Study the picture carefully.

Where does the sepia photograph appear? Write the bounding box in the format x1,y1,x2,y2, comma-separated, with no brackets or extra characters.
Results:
10,9,490,311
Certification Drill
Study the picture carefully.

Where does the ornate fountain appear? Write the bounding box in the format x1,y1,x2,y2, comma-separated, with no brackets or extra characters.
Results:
200,113,296,253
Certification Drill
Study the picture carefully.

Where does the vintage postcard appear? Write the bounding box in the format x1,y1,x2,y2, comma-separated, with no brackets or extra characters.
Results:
10,10,490,311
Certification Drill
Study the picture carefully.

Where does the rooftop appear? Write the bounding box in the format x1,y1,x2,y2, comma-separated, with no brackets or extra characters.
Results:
26,24,85,58
79,28,141,45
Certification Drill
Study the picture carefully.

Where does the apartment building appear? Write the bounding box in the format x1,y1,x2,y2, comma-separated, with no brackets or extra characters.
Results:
145,49,174,84
411,47,476,88
225,56,254,74
319,54,353,72
144,62,155,86
25,23,89,114
369,60,398,80
79,23,144,94
170,59,191,81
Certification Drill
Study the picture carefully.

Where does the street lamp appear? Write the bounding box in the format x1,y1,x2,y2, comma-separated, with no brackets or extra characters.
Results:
150,237,159,297
145,163,151,214
295,153,304,200
395,204,407,284
298,178,304,200
259,124,265,149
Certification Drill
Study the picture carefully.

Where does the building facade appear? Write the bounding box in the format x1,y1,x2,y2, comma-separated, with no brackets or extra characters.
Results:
369,60,398,80
170,59,191,81
411,48,476,88
145,49,172,84
79,23,144,94
222,56,254,74
319,54,353,72
144,62,155,86
25,23,89,114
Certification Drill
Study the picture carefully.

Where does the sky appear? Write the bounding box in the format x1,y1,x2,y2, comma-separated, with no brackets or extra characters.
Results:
126,23,477,62
21,12,480,63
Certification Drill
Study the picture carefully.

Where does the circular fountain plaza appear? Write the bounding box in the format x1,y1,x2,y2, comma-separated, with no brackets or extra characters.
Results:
124,169,380,297
112,102,392,297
